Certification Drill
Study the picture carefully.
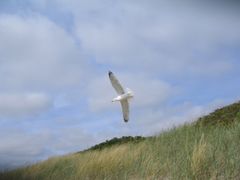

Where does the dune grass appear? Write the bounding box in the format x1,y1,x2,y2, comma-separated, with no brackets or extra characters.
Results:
1,102,240,180
2,123,240,179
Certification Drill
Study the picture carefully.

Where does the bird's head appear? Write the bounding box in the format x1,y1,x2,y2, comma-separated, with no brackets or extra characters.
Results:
112,97,118,102
126,88,134,97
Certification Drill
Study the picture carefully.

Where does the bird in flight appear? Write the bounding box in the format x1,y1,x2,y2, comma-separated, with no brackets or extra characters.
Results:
108,71,134,122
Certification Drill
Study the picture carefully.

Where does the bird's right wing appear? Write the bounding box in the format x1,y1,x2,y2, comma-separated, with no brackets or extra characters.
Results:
120,100,129,122
108,71,125,95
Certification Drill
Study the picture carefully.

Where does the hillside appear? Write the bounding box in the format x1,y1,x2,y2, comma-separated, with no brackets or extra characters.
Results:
196,101,240,126
1,101,240,180
82,136,146,152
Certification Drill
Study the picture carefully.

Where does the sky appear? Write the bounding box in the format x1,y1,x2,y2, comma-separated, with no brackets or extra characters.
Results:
0,0,240,170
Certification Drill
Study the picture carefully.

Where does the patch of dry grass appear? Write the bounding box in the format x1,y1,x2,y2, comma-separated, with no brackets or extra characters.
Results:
191,133,210,178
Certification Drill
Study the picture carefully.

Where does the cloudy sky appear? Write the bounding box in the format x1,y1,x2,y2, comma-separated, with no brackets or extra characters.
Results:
0,0,240,170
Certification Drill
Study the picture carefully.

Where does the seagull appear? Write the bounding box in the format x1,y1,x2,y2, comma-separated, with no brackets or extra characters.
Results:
108,71,134,123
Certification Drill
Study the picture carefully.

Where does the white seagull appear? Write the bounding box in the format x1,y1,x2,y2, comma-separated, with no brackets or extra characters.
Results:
108,71,134,122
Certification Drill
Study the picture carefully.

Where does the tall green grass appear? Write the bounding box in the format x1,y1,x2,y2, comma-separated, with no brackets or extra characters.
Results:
1,102,240,180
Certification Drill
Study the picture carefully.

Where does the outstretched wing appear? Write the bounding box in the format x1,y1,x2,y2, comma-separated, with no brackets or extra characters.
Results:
120,100,129,122
108,71,125,95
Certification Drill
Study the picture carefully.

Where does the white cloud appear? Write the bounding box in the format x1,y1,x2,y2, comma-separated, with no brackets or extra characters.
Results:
71,0,239,75
131,98,238,135
0,93,52,117
0,129,52,170
0,126,96,170
0,14,91,92
51,127,96,154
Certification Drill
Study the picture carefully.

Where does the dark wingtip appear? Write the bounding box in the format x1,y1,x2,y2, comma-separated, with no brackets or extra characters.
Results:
108,71,113,76
124,119,128,123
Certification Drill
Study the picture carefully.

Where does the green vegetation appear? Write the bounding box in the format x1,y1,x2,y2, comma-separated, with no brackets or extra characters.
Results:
84,136,146,151
196,101,240,126
1,101,240,180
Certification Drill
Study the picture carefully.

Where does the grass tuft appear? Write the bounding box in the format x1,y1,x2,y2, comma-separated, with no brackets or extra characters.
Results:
191,133,210,178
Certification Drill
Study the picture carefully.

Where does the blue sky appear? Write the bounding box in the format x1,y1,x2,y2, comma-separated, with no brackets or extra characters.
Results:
0,0,240,170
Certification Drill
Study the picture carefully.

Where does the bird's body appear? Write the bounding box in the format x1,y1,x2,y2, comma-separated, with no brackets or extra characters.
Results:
112,90,133,102
108,71,134,122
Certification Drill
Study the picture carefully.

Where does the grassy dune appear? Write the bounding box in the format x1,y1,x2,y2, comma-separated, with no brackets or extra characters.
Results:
1,102,240,180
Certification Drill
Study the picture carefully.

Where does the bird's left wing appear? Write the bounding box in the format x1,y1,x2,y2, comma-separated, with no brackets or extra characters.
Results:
108,71,125,95
120,100,129,122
